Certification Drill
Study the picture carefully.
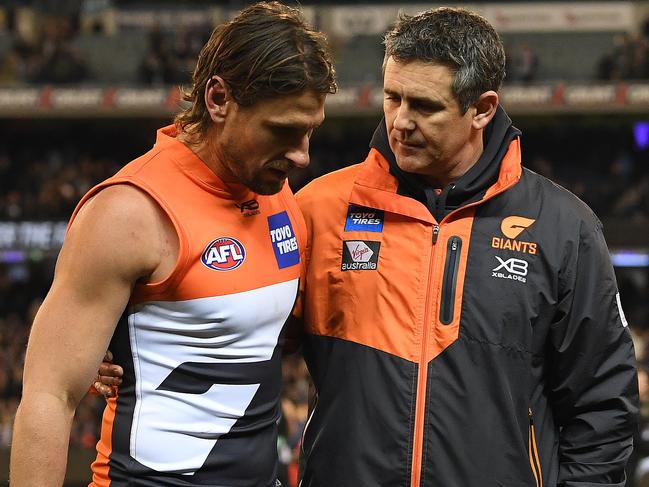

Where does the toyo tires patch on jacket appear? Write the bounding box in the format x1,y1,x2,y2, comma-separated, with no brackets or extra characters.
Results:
344,205,384,232
341,240,381,271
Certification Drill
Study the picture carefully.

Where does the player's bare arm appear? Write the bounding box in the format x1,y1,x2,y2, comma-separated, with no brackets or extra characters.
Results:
10,185,177,487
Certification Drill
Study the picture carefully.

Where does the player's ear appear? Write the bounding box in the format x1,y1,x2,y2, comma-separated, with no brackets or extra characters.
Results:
205,75,233,123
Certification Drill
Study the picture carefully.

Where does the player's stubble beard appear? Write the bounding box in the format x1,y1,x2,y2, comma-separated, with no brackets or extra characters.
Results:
218,137,293,196
251,159,294,195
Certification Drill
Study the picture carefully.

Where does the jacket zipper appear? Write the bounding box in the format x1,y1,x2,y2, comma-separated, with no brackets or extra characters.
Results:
410,223,440,487
410,171,521,486
439,236,462,325
528,408,543,487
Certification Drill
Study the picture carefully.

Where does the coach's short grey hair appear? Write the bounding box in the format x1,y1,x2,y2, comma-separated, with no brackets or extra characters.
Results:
383,7,506,113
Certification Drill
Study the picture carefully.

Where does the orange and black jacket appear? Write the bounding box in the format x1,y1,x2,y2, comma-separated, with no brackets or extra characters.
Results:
295,107,638,487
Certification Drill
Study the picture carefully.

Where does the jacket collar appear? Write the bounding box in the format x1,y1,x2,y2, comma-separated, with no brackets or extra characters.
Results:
361,106,522,221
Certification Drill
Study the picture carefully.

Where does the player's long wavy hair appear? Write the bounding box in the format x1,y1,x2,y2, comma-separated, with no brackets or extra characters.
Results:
175,1,337,139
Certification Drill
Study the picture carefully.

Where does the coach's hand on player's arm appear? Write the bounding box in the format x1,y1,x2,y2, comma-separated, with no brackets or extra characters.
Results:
10,185,170,487
92,350,123,399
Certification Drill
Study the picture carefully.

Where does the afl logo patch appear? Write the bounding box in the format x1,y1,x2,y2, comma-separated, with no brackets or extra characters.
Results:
201,237,246,271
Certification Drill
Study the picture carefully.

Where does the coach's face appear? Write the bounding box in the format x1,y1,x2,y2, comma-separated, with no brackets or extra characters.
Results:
383,57,493,186
215,87,326,195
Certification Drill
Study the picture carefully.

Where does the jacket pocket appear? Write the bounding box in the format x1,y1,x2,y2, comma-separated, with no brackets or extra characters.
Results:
528,408,543,487
440,236,462,324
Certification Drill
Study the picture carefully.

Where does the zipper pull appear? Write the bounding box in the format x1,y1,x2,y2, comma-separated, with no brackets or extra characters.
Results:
432,224,440,244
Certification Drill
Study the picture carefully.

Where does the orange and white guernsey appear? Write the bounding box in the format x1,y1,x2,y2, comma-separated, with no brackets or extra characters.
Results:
72,126,305,487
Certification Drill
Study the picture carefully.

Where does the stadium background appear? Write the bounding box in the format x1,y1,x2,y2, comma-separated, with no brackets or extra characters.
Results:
1,0,649,485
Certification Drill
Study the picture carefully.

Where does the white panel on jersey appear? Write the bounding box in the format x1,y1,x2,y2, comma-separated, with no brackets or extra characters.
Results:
133,383,259,474
128,278,298,474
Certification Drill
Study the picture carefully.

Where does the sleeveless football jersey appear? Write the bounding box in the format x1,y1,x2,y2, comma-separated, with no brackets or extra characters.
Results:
71,126,305,486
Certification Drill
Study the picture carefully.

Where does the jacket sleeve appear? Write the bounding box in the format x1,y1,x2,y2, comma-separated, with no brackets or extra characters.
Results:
549,216,638,487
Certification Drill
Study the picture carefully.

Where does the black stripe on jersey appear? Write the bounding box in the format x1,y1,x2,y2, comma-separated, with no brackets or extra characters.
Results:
105,309,138,486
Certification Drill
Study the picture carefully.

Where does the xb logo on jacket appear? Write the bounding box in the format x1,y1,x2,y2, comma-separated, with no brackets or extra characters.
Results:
491,215,536,284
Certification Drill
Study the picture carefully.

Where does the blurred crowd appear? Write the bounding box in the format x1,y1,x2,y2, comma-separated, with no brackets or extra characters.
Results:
525,147,649,225
0,148,120,220
0,10,209,86
0,14,89,85
138,24,210,86
598,17,649,81
505,42,540,83
3,7,649,86
1,125,648,223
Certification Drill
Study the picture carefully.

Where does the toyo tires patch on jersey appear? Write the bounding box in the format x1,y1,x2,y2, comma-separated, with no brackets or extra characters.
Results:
268,211,300,269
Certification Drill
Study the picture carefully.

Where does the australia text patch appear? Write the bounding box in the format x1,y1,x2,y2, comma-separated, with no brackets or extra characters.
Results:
342,240,380,271
344,205,384,232
268,211,300,269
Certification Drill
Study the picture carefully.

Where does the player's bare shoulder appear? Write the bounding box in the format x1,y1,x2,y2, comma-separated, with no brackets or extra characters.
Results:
64,184,179,285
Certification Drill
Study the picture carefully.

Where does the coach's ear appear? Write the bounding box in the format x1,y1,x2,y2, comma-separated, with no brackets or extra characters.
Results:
205,75,233,123
471,91,499,130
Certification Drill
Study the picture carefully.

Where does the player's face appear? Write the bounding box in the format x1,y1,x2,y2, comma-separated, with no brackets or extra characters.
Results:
383,57,476,182
217,90,326,195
